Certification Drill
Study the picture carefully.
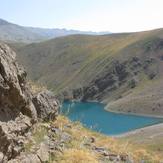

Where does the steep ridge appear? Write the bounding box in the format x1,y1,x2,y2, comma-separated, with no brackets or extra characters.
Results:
0,18,110,43
14,28,163,116
0,43,58,162
0,19,45,43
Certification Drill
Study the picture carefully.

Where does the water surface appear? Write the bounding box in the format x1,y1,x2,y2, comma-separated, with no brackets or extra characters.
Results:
61,101,163,135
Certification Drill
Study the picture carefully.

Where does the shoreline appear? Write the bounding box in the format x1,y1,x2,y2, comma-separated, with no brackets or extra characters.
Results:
104,107,163,119
62,100,163,138
65,99,163,118
103,104,163,138
114,122,163,138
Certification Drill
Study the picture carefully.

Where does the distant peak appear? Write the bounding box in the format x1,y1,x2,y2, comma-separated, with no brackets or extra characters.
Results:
0,18,10,25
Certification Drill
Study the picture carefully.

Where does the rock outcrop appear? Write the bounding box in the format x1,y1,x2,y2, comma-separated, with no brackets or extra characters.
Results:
0,43,59,162
60,57,157,103
0,43,37,121
33,90,59,121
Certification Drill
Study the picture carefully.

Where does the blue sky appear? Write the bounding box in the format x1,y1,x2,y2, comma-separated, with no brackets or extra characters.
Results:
1,0,163,32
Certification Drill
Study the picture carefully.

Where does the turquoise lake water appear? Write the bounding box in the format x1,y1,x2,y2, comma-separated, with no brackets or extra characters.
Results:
61,101,163,135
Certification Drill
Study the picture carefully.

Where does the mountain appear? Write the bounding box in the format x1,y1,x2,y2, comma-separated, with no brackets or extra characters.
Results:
0,19,45,43
13,28,163,117
2,42,162,163
0,18,110,43
27,27,110,38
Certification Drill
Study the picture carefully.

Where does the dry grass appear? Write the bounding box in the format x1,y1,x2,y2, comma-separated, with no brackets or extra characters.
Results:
53,115,163,162
24,115,163,162
28,80,47,94
59,149,98,163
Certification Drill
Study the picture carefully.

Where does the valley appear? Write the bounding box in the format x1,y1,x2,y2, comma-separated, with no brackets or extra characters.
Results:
11,28,163,117
1,0,163,162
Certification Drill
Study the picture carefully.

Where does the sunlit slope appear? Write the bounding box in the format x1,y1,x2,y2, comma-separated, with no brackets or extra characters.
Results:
14,28,163,115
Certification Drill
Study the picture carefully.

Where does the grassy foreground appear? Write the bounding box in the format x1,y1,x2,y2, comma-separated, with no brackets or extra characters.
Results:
24,115,163,162
26,82,163,162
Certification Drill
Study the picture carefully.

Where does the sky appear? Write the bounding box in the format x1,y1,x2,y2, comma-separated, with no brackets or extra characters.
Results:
0,0,163,33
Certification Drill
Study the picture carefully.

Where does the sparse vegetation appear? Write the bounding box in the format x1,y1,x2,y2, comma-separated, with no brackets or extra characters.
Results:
24,115,163,162
24,124,48,152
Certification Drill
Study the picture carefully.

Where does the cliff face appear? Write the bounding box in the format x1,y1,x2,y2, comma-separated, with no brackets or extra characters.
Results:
0,43,59,162
0,43,37,121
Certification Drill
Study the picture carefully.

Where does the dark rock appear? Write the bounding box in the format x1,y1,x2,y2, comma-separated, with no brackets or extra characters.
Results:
148,72,156,80
90,137,95,143
32,90,59,121
82,85,99,101
93,146,109,156
108,153,119,161
51,127,62,136
94,147,106,151
120,154,129,161
73,88,83,100
128,79,136,88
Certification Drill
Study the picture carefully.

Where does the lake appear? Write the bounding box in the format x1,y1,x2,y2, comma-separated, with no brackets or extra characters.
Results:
61,101,163,135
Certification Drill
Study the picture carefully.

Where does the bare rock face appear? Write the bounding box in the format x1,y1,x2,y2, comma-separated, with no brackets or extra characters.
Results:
0,43,37,121
33,90,59,121
0,43,59,162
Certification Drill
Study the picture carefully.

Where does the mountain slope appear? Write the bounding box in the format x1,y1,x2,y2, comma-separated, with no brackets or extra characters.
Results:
0,19,45,43
14,28,163,116
0,18,110,43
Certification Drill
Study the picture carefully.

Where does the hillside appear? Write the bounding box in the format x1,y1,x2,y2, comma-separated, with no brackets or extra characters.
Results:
0,19,45,43
14,28,163,116
1,42,162,162
0,18,110,43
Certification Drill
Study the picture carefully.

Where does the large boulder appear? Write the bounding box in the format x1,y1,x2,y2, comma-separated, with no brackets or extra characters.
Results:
33,90,59,121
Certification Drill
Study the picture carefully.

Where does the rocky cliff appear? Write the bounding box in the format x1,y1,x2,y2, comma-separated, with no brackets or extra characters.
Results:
0,43,59,162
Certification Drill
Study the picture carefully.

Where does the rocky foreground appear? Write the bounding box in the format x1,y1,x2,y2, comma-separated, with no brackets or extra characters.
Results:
0,43,58,162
